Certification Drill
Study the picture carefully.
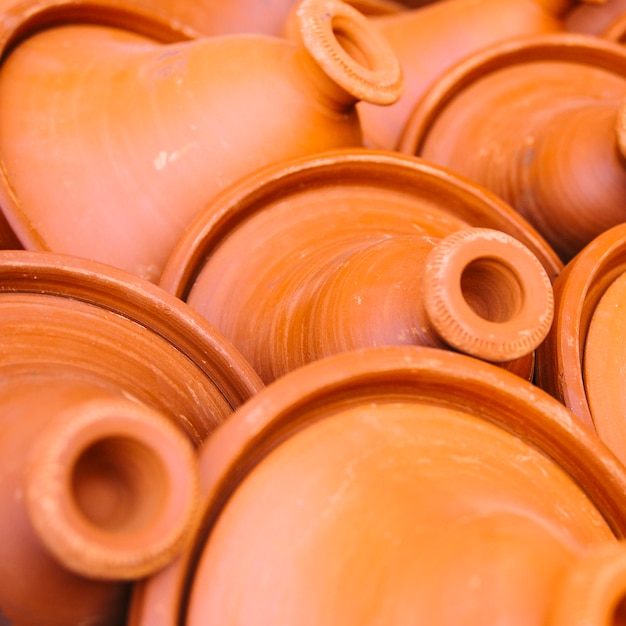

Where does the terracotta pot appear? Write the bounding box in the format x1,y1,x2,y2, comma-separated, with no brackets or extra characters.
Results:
0,0,197,258
183,227,554,377
535,224,626,458
160,149,561,383
399,34,626,263
356,0,564,150
0,250,263,444
0,249,262,624
0,0,402,283
0,378,198,626
129,346,626,626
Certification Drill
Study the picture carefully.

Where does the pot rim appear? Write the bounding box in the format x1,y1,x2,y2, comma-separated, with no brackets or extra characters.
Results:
132,345,626,625
535,223,626,430
0,249,263,409
159,148,563,300
397,32,626,156
0,0,200,253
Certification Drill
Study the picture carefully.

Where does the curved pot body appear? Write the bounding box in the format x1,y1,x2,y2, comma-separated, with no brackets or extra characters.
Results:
399,33,626,263
359,0,564,150
160,149,561,384
0,249,262,625
185,227,553,380
0,0,402,282
0,250,263,445
535,223,626,464
130,346,626,626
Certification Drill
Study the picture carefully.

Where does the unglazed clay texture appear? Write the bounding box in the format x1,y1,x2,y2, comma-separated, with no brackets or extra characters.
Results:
131,347,626,626
535,223,626,437
159,150,557,383
2,1,626,625
400,34,626,263
0,0,401,281
357,0,563,150
0,250,262,625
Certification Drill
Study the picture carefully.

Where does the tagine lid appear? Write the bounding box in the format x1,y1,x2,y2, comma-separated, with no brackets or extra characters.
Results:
398,32,626,157
0,0,201,254
129,345,626,625
0,249,263,419
159,148,562,299
195,344,626,536
535,223,626,431
583,265,626,467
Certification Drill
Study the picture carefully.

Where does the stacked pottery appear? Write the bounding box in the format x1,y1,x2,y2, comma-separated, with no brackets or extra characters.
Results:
399,33,626,263
0,0,402,281
0,250,262,626
2,0,626,624
130,346,626,625
535,223,626,467
160,149,560,384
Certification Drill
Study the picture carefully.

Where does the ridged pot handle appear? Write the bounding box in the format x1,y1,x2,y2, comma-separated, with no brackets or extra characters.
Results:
422,228,554,362
294,0,404,105
547,542,626,626
24,385,201,580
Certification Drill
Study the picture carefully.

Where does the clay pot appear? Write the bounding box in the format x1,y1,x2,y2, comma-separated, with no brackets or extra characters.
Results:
0,378,198,626
0,250,263,444
0,0,402,283
130,346,626,626
399,33,626,263
0,249,262,625
181,227,554,379
0,0,197,258
535,223,626,462
160,149,561,384
356,0,564,150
